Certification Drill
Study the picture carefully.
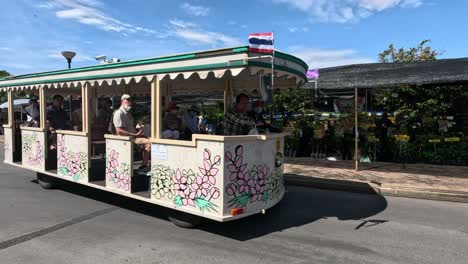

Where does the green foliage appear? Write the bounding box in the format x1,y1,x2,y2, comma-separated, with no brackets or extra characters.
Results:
0,70,11,104
376,40,463,131
270,88,313,126
377,85,463,130
378,39,441,63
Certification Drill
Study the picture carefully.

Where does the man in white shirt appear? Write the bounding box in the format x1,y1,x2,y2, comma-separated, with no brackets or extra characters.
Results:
113,94,151,170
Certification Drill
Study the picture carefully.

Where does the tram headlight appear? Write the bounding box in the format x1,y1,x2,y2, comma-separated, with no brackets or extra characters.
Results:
275,152,283,167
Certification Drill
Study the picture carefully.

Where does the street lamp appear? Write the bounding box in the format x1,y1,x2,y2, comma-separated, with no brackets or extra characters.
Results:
61,51,76,69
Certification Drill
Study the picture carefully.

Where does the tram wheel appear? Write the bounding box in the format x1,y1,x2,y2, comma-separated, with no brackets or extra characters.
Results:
168,210,203,228
37,173,56,189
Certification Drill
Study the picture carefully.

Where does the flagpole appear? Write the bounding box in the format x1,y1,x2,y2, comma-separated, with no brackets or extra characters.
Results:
271,32,274,91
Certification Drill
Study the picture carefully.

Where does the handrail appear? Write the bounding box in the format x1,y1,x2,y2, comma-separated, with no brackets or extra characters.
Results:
20,127,46,132
150,132,290,147
56,130,88,137
104,134,132,141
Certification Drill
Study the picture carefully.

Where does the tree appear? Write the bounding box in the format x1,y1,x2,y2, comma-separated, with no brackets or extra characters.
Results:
0,70,10,78
376,40,463,131
0,70,11,103
378,39,441,63
270,88,313,126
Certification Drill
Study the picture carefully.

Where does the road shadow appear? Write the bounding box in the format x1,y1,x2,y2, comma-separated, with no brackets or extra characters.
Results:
31,179,171,222
31,179,387,241
199,186,388,241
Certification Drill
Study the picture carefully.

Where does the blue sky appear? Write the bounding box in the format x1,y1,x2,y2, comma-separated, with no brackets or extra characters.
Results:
0,0,467,75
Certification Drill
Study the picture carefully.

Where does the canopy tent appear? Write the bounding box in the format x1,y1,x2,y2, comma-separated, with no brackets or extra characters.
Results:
0,46,308,92
302,57,468,95
0,98,34,109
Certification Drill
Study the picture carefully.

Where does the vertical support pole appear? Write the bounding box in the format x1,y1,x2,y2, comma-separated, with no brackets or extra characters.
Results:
152,77,161,139
7,90,14,156
39,87,47,159
82,83,89,134
7,90,13,127
354,86,359,172
39,87,46,130
69,95,73,121
271,31,275,91
271,54,274,90
224,79,229,114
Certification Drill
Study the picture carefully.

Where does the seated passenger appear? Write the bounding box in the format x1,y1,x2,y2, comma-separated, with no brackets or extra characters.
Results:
92,98,113,140
162,102,182,139
47,95,69,150
24,97,40,127
113,94,150,170
181,105,199,140
224,93,254,136
71,97,82,131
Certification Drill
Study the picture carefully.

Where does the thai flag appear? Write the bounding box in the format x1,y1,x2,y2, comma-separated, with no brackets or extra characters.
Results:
248,32,274,54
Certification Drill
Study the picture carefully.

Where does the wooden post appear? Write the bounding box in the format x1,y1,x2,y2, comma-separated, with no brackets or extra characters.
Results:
81,83,89,134
7,90,13,127
39,87,46,130
152,77,161,139
354,86,359,172
224,79,229,114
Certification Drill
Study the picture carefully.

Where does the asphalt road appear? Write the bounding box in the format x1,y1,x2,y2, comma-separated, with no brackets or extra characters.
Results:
1,159,468,263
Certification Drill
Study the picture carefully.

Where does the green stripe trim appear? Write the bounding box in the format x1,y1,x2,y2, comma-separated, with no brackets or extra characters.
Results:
0,60,305,88
0,46,250,82
0,61,246,88
0,46,308,87
274,51,309,71
248,61,307,81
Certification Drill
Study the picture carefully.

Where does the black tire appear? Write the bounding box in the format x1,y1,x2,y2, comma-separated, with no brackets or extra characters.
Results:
37,173,56,189
167,210,203,228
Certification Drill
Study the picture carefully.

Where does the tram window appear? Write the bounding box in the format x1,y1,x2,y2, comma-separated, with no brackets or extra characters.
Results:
46,93,82,132
14,92,40,128
161,90,225,141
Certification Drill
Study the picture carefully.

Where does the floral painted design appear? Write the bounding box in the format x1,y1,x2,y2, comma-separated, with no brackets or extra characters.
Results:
225,145,284,208
22,133,44,167
151,149,221,212
151,165,174,199
106,149,131,191
4,135,11,159
57,134,88,182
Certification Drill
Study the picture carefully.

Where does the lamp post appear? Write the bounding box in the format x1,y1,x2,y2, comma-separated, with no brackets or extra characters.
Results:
61,51,76,69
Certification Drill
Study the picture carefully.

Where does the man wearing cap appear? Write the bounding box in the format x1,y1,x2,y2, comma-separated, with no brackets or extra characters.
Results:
113,94,150,169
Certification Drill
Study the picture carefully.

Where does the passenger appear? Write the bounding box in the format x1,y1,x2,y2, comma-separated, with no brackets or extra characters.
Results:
71,97,82,131
47,95,69,150
91,98,113,140
181,105,200,140
224,93,254,136
113,94,150,170
162,102,182,139
249,100,282,133
24,97,40,127
96,98,113,125
136,115,151,138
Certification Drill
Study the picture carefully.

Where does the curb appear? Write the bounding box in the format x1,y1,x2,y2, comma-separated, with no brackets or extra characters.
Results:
284,174,380,195
284,174,468,203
